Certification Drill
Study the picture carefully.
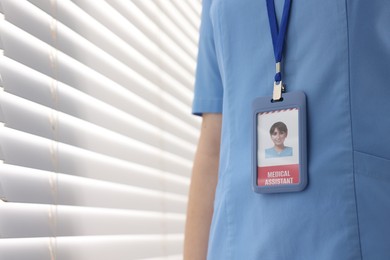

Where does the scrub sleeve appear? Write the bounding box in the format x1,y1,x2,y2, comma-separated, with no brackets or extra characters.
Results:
192,0,223,116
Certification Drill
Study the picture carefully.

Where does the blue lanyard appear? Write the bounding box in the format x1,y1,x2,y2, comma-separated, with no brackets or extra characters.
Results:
266,0,292,100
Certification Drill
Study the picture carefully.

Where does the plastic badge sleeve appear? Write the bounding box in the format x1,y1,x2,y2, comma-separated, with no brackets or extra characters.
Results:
252,91,307,193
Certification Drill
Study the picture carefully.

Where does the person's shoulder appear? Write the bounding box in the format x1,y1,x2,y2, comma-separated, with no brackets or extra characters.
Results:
284,146,293,155
265,147,275,158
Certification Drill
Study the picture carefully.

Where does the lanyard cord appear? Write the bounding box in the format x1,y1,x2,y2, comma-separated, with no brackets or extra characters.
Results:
266,0,292,100
266,0,292,82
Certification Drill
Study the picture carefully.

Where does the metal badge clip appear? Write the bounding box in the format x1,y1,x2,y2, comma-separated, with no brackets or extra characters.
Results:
273,81,283,101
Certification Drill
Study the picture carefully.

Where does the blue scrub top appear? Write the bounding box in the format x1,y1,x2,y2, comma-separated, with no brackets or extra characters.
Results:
265,146,293,158
192,0,390,259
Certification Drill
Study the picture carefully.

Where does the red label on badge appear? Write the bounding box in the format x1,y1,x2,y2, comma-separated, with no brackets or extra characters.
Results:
257,164,299,186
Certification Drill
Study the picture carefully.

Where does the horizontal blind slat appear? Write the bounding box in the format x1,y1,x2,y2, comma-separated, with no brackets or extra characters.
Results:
57,174,187,213
56,235,183,260
1,163,187,212
0,238,53,260
0,203,185,238
0,165,55,204
0,164,189,204
0,126,192,177
0,235,183,260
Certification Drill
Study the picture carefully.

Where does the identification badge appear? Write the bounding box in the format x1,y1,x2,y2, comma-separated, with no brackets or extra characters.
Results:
252,91,307,193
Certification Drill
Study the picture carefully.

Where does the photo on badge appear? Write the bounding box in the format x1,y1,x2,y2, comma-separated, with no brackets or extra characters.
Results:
257,109,300,187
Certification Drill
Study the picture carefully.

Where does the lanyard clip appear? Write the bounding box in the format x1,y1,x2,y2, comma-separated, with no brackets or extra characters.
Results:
273,80,283,101
273,62,285,101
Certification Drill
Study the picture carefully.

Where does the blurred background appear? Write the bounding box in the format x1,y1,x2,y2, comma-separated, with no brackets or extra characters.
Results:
0,0,201,259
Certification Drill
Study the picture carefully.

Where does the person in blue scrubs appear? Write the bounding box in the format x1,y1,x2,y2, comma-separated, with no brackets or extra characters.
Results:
184,0,390,259
265,121,293,158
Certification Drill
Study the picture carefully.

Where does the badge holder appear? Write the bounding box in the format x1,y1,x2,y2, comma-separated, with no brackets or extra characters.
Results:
252,91,307,193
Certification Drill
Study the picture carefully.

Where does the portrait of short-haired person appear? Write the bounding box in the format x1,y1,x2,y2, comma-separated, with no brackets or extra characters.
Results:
265,121,293,158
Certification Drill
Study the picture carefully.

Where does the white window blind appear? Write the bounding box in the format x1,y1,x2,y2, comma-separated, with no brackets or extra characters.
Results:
0,0,201,259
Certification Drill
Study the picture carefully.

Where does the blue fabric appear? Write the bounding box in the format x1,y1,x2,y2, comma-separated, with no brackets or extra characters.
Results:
192,0,390,259
265,146,293,158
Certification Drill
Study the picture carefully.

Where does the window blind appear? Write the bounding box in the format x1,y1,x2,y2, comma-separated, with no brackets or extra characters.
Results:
0,0,201,259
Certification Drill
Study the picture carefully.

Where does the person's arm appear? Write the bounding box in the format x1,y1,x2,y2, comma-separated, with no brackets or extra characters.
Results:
183,113,222,260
